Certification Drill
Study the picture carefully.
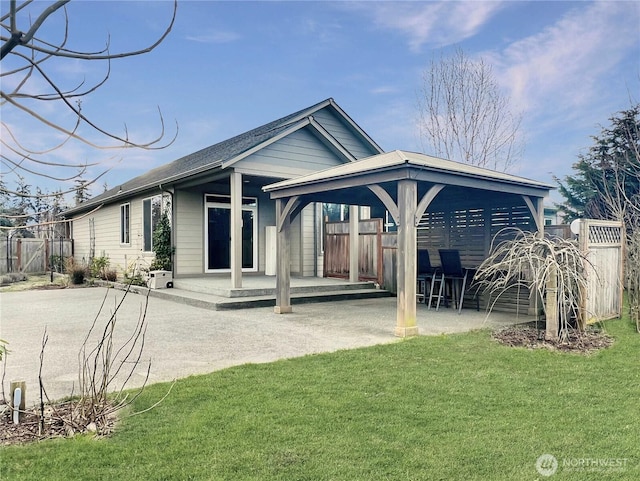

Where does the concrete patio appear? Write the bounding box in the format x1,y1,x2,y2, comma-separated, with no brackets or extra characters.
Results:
0,286,537,403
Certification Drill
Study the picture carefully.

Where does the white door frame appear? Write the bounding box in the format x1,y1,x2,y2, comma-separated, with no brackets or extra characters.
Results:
204,194,258,273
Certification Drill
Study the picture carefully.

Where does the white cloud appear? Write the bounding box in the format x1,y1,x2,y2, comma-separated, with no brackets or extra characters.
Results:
369,85,399,95
354,1,506,51
487,1,639,121
186,30,241,44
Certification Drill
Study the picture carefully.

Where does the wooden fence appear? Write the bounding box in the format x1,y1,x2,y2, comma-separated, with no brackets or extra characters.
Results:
324,216,623,323
0,237,73,275
324,219,383,285
579,219,624,323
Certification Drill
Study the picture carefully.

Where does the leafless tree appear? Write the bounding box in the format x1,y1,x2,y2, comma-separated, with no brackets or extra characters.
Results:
30,285,174,439
417,47,523,172
474,228,590,341
0,0,178,202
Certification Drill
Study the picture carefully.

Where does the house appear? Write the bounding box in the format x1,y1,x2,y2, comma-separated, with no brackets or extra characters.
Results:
63,99,383,285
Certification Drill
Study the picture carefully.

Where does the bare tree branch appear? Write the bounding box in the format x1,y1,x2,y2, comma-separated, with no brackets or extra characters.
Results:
417,47,523,172
0,0,178,211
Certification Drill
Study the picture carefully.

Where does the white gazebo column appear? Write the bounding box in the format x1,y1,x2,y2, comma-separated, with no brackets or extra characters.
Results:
275,198,293,314
395,179,419,337
230,171,243,288
349,205,359,283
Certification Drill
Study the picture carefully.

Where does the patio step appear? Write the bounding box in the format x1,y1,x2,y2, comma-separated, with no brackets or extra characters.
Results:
171,279,379,298
132,285,392,311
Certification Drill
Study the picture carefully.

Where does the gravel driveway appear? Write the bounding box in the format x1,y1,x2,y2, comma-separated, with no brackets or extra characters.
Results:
1,286,527,402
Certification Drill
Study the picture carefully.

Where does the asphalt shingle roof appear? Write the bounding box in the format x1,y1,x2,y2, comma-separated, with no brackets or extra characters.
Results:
66,98,335,215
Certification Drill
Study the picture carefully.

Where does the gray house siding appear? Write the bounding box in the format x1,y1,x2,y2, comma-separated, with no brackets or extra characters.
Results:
174,189,203,276
234,128,346,179
312,109,380,159
70,192,157,276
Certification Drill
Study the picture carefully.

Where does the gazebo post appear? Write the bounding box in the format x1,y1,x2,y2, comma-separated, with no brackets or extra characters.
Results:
395,179,419,337
230,171,243,288
349,205,359,282
274,198,293,314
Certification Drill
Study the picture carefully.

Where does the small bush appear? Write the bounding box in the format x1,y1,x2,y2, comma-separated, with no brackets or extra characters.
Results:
104,269,118,282
90,256,110,279
65,258,88,285
124,272,148,287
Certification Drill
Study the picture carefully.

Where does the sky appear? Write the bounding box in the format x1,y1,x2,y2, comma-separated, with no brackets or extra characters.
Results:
2,0,639,206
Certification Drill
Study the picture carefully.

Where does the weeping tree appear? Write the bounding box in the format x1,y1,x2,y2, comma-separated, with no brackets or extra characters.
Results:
474,229,589,341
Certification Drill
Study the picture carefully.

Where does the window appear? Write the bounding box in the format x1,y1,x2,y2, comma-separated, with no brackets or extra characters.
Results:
142,195,163,252
120,203,130,244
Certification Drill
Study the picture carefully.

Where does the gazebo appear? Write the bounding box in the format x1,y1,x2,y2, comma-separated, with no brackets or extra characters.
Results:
263,150,553,337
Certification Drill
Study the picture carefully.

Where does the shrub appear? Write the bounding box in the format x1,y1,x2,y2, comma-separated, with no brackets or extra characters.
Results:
150,210,174,271
124,272,148,287
90,256,110,279
65,257,88,285
104,269,118,282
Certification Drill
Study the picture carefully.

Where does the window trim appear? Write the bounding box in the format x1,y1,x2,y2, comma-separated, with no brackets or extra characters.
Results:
120,203,131,245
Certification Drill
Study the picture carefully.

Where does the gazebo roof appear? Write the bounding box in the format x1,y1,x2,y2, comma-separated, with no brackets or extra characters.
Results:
264,150,553,198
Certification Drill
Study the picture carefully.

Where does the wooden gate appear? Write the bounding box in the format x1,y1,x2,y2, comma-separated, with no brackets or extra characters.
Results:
324,219,383,285
0,237,73,274
579,219,624,323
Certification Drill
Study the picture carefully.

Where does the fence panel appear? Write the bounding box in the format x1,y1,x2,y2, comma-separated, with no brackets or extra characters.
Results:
324,219,382,284
579,220,624,323
0,237,73,275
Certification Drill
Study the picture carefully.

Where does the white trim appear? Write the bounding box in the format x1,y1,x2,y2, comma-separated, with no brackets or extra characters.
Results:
119,202,131,246
203,194,258,273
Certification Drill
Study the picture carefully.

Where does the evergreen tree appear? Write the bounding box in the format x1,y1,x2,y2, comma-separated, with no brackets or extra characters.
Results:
74,176,90,205
556,105,640,224
11,175,35,237
151,210,173,271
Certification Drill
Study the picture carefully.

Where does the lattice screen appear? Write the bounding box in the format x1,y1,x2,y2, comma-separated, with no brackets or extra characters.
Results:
588,224,623,244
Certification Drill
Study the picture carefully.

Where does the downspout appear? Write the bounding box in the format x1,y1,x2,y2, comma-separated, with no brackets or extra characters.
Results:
159,184,175,277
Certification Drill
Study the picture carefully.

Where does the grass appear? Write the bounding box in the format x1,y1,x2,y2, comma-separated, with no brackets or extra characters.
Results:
1,317,639,480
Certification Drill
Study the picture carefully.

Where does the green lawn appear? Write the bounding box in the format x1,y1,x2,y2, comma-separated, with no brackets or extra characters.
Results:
1,317,639,480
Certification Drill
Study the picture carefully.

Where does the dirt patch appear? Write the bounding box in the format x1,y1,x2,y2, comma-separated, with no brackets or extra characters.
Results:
0,401,116,446
493,324,614,354
0,274,100,292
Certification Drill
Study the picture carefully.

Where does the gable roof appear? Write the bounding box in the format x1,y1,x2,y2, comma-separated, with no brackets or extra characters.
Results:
65,98,383,216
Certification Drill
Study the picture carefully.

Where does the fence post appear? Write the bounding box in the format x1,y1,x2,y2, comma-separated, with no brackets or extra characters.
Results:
16,238,22,272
